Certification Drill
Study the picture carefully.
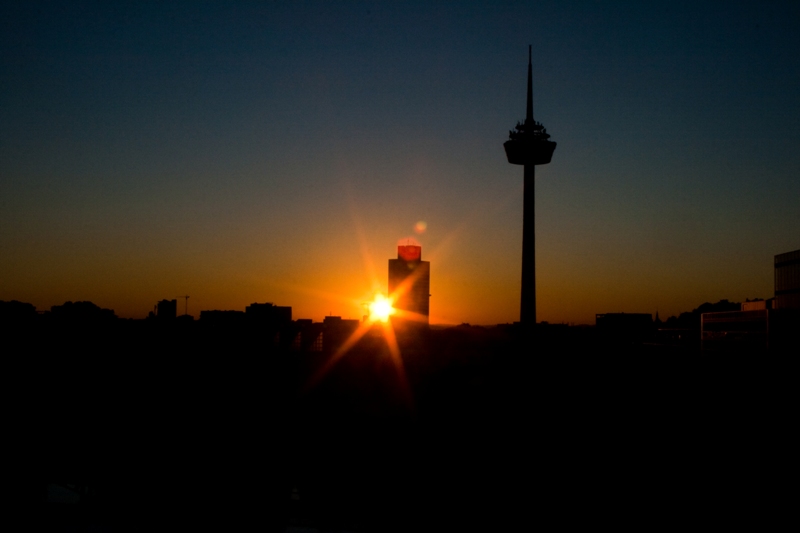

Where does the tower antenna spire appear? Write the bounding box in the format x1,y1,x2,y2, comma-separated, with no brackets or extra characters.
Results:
526,45,533,125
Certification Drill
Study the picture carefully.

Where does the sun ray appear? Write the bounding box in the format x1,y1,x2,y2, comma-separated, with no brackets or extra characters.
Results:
346,187,382,294
265,279,358,308
380,319,413,409
303,318,374,393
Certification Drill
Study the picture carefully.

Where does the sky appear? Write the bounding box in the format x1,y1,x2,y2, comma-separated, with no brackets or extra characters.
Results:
2,1,799,325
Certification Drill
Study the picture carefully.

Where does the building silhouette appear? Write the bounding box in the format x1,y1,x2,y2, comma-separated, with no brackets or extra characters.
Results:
701,308,769,350
157,299,177,320
199,309,245,324
49,301,117,322
596,312,653,344
245,302,292,324
322,316,360,353
700,248,800,351
389,244,430,325
774,249,800,310
504,46,556,327
290,319,324,352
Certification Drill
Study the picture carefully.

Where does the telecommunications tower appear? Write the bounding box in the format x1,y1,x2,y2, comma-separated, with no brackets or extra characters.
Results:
504,46,556,327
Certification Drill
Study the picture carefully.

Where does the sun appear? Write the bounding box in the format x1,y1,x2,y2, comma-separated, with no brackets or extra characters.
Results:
369,294,395,323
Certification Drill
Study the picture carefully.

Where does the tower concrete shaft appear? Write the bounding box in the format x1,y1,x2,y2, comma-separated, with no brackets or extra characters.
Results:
521,163,536,325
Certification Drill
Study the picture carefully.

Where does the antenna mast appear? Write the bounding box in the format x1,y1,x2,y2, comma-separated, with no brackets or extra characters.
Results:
178,295,189,316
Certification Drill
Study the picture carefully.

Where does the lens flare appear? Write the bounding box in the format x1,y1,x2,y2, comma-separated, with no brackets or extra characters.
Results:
414,221,427,234
369,294,395,323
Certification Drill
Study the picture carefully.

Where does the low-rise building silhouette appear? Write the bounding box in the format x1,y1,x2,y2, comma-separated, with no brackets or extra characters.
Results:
290,319,324,352
595,312,653,344
199,310,245,324
245,302,292,325
157,299,177,320
701,248,800,351
741,298,773,311
322,316,360,354
701,309,769,349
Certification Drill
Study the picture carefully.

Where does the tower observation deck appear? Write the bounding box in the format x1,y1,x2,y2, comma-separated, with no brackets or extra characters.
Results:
504,46,556,327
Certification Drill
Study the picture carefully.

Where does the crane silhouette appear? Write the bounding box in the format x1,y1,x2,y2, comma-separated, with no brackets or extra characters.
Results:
177,295,189,316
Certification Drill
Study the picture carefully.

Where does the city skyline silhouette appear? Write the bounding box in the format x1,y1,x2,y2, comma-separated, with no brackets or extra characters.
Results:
5,4,800,530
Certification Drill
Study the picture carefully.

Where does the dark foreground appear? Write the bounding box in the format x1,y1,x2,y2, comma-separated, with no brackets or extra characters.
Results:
14,322,794,531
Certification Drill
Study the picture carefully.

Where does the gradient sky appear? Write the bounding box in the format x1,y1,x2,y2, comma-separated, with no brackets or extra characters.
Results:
2,1,799,324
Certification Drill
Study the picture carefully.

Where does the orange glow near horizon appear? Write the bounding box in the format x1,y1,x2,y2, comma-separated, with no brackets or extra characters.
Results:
304,235,423,403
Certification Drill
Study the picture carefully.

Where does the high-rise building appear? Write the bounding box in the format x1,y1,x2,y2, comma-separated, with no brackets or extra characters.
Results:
775,249,800,310
504,46,557,327
388,245,430,325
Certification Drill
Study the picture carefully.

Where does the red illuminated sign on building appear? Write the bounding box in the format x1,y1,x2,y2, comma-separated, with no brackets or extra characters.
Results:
397,245,421,262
